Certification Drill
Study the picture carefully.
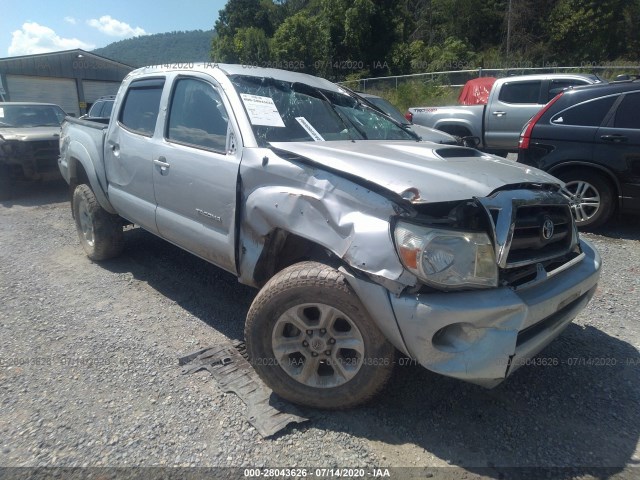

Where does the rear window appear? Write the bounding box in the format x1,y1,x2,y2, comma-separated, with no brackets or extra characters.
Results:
88,101,104,117
551,96,617,127
499,81,541,104
102,101,114,118
119,79,165,136
613,92,640,129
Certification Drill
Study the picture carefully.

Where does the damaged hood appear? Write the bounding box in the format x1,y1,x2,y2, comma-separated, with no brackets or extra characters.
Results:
0,126,61,142
270,140,560,203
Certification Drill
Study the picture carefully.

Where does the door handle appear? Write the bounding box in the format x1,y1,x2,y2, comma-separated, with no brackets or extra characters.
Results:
492,111,507,117
153,157,171,173
601,134,628,143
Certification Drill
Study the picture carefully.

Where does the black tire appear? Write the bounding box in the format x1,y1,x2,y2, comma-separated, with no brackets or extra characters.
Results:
0,165,12,201
72,184,124,260
245,261,395,409
556,170,615,229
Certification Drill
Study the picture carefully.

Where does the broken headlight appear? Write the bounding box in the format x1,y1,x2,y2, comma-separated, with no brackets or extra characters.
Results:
394,222,498,290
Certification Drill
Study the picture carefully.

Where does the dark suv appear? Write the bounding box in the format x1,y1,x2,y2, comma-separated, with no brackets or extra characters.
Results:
518,80,640,228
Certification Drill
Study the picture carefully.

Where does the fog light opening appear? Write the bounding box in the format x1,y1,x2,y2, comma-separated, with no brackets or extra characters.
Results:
432,323,486,353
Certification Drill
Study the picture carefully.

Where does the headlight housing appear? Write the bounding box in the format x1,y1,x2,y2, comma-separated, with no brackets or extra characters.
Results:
394,222,498,290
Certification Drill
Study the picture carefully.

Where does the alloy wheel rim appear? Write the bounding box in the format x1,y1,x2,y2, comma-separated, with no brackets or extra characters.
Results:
78,200,95,247
562,180,601,223
272,303,365,388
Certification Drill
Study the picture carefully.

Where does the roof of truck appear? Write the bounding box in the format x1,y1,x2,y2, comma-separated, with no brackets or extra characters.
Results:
496,73,603,83
126,63,343,93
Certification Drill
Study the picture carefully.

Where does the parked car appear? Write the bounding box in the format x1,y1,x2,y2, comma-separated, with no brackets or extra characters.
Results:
518,80,640,229
408,74,603,155
357,93,462,145
0,102,66,200
80,95,115,122
59,64,600,409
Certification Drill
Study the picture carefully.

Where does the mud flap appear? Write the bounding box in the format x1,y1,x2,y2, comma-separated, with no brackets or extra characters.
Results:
179,342,309,437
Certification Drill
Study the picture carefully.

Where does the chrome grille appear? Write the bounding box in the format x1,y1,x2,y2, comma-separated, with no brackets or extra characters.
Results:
478,188,578,270
506,205,573,266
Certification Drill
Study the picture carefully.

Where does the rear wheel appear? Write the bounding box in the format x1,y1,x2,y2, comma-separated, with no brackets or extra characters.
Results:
556,170,615,229
72,184,124,260
439,126,472,146
245,261,395,409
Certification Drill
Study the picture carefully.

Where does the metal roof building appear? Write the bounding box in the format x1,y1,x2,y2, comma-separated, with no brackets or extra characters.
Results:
0,49,133,117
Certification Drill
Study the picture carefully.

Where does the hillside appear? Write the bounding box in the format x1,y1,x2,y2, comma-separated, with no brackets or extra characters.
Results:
93,30,214,67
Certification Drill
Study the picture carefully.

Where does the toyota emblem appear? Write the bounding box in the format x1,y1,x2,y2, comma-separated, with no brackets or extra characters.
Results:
541,216,555,240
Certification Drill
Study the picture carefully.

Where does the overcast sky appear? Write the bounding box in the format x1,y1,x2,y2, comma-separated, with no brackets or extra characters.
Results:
0,0,227,57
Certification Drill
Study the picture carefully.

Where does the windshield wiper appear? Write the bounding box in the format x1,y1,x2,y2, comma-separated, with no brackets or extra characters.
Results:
291,82,364,141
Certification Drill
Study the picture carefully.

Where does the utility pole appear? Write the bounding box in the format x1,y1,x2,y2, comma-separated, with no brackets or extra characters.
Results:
506,0,512,58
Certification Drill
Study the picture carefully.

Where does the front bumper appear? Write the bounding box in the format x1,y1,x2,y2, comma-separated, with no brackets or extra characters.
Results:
0,139,61,181
388,238,601,387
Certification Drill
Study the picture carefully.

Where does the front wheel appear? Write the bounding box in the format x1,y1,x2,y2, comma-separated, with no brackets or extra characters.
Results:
556,170,615,229
245,261,395,409
72,184,124,260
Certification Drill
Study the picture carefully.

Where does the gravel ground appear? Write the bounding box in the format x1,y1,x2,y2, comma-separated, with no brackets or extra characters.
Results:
1,180,639,480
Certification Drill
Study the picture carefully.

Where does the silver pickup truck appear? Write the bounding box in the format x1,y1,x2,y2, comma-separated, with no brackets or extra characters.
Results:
408,74,602,154
59,64,601,409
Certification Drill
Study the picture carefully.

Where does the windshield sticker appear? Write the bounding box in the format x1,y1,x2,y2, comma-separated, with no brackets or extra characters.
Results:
0,108,4,118
295,117,325,141
240,94,285,127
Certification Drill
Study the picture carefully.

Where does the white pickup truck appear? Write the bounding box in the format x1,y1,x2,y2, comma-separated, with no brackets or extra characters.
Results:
59,64,601,409
408,74,603,154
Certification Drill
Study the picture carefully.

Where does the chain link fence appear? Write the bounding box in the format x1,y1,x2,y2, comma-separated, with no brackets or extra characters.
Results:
340,66,640,92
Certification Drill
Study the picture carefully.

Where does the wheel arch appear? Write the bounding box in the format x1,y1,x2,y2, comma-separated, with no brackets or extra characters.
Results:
548,161,622,208
434,122,473,138
252,229,344,286
249,229,411,357
237,184,414,291
66,140,116,214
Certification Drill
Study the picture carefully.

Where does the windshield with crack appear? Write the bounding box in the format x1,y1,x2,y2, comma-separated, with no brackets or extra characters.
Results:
230,75,417,147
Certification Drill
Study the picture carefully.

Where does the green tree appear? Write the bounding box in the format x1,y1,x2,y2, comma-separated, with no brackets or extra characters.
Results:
546,0,627,63
234,27,271,64
271,13,328,73
211,35,238,63
214,0,276,37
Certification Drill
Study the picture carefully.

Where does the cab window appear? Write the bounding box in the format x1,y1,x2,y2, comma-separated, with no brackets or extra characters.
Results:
166,78,229,152
546,79,589,102
499,81,541,104
119,79,165,136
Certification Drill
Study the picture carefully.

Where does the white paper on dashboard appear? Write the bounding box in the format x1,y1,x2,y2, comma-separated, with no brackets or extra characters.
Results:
240,94,285,127
295,117,325,141
0,108,4,118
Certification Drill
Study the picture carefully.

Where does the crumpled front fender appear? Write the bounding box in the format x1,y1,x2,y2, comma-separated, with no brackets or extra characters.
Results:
237,148,415,290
